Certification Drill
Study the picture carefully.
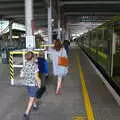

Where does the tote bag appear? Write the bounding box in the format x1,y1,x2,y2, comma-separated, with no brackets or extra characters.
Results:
36,86,46,99
58,49,69,67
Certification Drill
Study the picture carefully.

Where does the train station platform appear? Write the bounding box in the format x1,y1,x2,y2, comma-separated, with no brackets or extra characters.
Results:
0,47,120,120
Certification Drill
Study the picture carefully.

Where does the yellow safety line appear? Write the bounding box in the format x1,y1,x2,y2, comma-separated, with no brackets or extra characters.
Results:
77,56,95,120
40,44,54,47
73,116,84,120
9,51,40,54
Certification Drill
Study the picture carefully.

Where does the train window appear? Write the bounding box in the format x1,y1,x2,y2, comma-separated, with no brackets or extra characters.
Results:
116,35,120,53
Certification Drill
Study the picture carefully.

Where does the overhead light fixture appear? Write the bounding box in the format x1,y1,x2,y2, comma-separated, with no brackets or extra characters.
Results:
12,36,19,39
60,28,62,31
51,18,54,22
34,29,42,35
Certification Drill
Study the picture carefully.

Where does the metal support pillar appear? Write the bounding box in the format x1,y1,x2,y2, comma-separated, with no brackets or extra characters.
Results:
61,27,65,40
57,0,61,39
9,21,12,42
9,19,13,47
58,19,61,39
25,0,35,49
65,23,69,40
48,0,52,45
111,31,116,76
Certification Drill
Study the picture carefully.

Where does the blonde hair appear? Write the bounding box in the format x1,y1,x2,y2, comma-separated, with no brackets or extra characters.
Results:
39,51,44,57
25,51,34,61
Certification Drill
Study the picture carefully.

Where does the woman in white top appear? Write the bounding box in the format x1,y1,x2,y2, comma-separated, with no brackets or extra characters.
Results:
51,39,68,95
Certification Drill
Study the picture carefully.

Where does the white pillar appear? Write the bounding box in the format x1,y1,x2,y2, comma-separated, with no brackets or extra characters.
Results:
25,0,35,49
111,31,116,76
57,0,61,39
58,19,61,39
61,27,65,40
48,0,52,45
112,33,116,55
9,21,12,41
65,23,69,40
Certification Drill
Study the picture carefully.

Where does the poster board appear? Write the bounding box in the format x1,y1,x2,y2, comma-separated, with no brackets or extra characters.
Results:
26,35,35,49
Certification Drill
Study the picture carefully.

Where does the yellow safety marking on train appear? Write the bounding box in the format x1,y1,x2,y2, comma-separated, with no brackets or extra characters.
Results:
98,51,107,60
90,48,107,60
96,25,120,30
73,116,84,120
94,16,120,31
77,56,95,120
90,48,96,53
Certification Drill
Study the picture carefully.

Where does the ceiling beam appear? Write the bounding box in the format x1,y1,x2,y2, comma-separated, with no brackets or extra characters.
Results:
0,14,47,24
0,9,46,15
0,14,47,20
0,3,24,9
63,9,120,13
0,3,44,9
6,14,47,18
0,0,23,1
43,0,49,6
0,8,46,12
60,1,120,6
68,23,102,26
64,12,120,16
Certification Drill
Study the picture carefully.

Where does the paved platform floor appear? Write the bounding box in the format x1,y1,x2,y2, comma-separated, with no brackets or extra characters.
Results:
0,48,119,120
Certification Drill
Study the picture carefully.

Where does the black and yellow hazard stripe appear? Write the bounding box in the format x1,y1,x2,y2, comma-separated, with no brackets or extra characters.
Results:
9,54,14,81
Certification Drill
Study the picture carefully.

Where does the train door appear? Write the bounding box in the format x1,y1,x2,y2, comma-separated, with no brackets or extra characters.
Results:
112,23,120,85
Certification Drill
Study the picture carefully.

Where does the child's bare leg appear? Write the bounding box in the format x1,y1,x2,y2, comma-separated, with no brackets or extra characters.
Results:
25,97,35,115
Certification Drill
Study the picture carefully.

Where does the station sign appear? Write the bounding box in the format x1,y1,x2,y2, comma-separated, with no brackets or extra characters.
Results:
26,35,35,49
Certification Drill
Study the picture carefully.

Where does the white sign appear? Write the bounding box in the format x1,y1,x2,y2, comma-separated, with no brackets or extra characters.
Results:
0,21,9,34
12,23,25,31
26,36,35,49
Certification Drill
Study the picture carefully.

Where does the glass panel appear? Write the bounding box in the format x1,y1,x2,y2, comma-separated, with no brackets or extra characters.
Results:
112,24,120,87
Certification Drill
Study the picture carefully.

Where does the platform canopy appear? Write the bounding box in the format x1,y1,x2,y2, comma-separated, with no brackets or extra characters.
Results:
0,0,120,36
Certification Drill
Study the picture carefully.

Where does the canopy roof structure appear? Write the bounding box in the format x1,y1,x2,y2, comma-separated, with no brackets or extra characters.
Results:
0,0,120,35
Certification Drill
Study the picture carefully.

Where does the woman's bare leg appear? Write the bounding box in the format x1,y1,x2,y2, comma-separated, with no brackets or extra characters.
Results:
56,76,62,94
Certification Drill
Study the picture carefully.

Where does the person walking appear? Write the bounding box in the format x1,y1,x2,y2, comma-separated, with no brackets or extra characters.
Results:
50,39,68,95
37,51,49,86
34,51,48,99
20,51,41,120
63,40,70,56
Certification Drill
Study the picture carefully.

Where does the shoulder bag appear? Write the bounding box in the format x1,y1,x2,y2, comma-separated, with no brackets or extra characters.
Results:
58,48,69,67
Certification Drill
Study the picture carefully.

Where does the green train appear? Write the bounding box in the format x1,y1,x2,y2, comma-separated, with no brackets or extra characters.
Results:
77,16,120,95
